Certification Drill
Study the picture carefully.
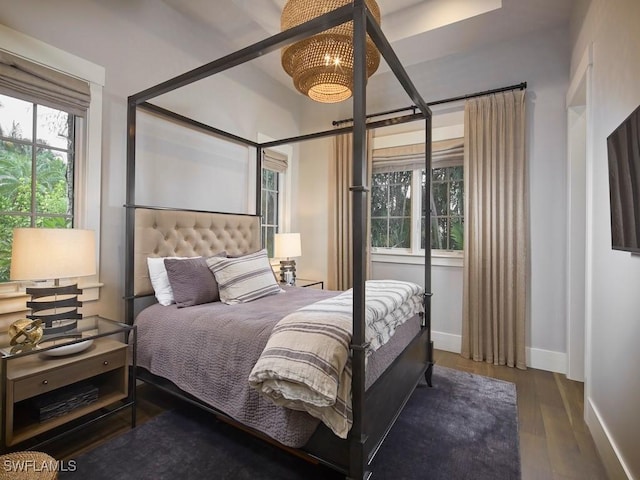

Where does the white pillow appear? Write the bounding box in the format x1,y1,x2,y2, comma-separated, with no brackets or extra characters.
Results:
147,257,200,306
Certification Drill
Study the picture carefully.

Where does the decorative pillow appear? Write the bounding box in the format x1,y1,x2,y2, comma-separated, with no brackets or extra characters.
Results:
229,251,280,283
164,253,226,308
147,256,199,306
206,249,283,305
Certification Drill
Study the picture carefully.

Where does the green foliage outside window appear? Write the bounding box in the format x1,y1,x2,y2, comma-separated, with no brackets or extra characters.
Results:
426,166,464,251
371,165,464,252
0,95,74,282
261,168,279,258
371,171,412,248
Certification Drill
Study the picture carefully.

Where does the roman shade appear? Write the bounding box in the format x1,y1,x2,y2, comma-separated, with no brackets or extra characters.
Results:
263,148,288,173
372,137,464,173
0,50,90,116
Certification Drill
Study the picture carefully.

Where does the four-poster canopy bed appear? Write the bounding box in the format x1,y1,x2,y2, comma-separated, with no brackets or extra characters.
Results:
124,1,433,478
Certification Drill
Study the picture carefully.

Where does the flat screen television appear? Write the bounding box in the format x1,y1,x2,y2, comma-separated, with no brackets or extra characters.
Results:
607,103,640,253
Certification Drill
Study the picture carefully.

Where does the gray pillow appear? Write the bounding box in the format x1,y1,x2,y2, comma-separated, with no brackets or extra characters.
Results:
164,254,225,307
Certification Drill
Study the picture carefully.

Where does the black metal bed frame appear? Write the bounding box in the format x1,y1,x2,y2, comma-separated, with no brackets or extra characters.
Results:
124,2,433,478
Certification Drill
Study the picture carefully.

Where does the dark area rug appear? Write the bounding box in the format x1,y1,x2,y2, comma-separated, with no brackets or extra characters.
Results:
61,366,520,479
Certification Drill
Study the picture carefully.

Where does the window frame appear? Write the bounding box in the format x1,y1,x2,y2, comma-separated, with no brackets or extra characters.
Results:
0,96,77,229
370,170,413,250
256,141,292,259
0,24,105,296
370,123,465,267
371,166,454,256
261,167,281,258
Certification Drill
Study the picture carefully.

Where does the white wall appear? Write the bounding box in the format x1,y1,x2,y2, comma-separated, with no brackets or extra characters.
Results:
295,137,333,282
0,0,303,321
373,261,464,352
136,112,252,213
297,25,571,371
571,0,640,477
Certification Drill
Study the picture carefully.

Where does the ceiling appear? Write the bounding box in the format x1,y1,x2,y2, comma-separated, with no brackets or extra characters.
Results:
161,0,575,93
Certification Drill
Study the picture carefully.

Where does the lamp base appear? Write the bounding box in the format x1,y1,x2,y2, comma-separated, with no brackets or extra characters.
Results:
26,283,83,338
279,260,297,286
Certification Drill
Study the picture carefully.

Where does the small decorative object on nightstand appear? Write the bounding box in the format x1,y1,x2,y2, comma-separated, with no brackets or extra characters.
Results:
274,233,302,285
8,319,43,354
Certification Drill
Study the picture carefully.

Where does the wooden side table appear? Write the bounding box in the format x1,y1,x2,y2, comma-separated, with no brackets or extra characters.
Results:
0,316,136,451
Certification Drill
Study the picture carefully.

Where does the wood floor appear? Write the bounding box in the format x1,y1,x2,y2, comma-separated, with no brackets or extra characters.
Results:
39,349,609,479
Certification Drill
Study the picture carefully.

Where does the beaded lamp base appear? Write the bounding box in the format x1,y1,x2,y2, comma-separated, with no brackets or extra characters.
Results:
279,260,297,285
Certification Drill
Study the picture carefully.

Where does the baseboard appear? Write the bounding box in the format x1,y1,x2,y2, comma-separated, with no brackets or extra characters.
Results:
432,331,567,373
525,347,566,374
432,331,461,353
585,398,632,479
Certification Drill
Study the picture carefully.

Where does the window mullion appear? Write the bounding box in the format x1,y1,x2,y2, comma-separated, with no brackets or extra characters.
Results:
68,116,76,222
276,172,281,234
385,180,390,246
30,103,37,227
411,169,421,253
444,171,449,250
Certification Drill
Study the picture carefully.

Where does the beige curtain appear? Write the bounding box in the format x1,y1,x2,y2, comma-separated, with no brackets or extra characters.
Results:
329,130,374,291
461,90,527,369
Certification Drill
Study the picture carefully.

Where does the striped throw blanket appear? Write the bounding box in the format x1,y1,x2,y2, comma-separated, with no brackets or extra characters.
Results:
248,280,423,438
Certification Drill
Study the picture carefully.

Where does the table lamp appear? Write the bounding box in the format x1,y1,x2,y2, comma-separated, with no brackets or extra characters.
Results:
10,228,96,338
274,233,301,285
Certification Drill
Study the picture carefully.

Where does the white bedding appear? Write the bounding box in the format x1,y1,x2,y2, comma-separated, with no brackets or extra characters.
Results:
248,280,424,438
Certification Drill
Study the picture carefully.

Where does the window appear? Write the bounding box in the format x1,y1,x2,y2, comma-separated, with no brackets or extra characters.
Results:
371,171,412,248
425,165,464,250
261,168,279,257
0,97,79,282
260,149,288,257
0,26,104,309
371,137,464,254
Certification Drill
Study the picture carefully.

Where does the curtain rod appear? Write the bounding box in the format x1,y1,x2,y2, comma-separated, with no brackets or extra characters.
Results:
331,81,527,126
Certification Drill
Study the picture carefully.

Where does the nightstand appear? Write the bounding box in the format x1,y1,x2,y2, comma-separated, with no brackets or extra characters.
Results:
0,316,136,451
295,279,324,289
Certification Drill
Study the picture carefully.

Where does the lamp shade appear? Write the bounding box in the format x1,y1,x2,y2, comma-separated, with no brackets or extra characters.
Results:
10,228,96,281
274,233,302,258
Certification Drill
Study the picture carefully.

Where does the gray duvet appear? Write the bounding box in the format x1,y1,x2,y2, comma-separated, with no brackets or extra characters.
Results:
135,286,420,448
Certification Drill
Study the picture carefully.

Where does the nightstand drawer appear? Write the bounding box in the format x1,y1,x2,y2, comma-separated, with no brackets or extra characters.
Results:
12,348,126,402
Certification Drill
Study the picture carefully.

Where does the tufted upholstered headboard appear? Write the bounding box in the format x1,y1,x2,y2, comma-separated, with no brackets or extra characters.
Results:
133,207,261,297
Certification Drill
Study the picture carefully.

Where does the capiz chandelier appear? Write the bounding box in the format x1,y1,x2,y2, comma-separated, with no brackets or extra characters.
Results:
281,0,381,103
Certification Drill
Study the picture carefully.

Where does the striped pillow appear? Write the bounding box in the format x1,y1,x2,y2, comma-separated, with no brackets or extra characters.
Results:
206,249,283,305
